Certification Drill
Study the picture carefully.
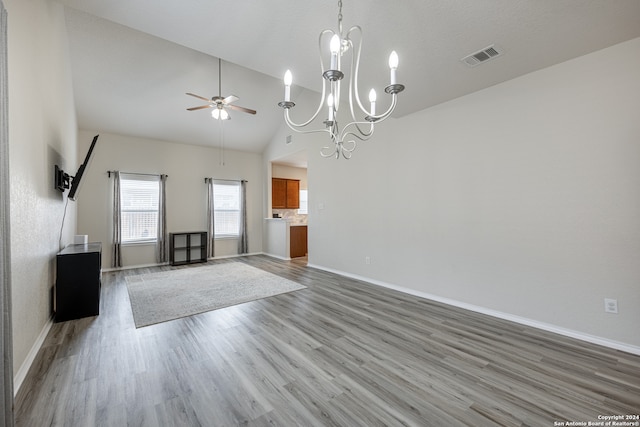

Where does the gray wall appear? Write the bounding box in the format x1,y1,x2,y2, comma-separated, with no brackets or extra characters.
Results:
76,130,264,269
265,38,640,351
6,0,78,381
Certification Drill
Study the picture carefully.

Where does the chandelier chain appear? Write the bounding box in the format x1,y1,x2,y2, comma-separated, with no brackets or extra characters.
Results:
337,0,343,35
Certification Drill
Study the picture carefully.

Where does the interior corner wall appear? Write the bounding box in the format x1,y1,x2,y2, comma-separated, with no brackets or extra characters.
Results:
277,38,640,349
5,0,78,376
76,130,264,269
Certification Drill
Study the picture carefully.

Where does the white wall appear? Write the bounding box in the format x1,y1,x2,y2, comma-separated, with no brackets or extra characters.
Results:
265,38,640,350
6,0,78,376
76,130,264,268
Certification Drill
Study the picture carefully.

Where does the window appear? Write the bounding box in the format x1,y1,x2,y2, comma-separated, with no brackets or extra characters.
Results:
214,181,241,238
297,189,308,214
120,174,159,243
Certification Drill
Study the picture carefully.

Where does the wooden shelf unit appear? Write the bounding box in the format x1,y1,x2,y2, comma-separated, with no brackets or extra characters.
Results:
169,231,207,266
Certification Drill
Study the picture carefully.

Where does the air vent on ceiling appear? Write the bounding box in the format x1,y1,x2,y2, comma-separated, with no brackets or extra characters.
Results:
461,44,504,67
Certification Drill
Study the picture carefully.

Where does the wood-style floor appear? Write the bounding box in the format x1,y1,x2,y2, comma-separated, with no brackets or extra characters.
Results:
15,255,640,426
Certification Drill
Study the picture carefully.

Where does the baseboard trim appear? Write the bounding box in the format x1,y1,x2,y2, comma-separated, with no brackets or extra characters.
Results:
262,253,292,261
102,262,168,272
14,316,54,397
307,263,640,356
208,251,264,261
101,252,265,272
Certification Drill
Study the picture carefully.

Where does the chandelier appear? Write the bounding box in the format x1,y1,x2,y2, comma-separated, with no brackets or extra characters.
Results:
278,0,405,159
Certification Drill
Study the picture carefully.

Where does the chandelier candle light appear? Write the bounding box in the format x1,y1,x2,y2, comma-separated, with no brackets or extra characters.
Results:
278,0,405,159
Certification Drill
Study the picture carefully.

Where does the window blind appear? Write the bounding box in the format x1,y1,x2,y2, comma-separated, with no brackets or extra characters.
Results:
120,174,160,243
214,180,240,237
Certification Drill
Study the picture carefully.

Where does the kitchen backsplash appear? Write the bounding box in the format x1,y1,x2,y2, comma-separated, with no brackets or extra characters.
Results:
272,209,307,224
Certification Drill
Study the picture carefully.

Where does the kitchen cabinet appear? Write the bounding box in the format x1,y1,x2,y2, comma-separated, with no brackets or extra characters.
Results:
272,178,300,209
286,179,300,209
272,178,286,208
290,225,308,258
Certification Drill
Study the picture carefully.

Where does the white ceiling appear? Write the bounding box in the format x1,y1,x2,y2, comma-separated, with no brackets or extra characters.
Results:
59,0,640,154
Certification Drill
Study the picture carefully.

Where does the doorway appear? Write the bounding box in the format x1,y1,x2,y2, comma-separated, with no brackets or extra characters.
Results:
270,150,308,264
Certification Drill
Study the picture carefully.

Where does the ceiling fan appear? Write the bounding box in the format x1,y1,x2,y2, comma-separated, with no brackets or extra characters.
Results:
186,58,257,120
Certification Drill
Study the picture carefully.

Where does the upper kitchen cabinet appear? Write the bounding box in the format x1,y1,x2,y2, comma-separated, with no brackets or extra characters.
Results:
286,179,300,209
272,178,286,208
272,178,300,209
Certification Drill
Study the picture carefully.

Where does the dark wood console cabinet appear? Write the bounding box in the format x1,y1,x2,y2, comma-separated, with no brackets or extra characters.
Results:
55,243,102,322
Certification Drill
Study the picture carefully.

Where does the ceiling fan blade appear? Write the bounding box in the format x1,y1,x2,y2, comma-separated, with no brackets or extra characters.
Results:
227,104,257,115
186,92,211,102
187,104,214,111
223,95,239,105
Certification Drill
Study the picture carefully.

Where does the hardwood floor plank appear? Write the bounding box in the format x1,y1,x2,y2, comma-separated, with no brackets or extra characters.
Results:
14,255,640,426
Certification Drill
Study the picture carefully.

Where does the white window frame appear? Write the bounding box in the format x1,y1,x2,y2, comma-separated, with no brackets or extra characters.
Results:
120,174,160,244
297,189,308,214
213,180,241,239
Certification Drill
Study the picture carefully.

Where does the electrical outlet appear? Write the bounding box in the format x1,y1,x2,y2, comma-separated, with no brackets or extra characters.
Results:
604,298,618,314
365,256,371,265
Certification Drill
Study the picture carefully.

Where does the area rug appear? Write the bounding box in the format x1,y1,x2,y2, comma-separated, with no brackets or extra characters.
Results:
125,262,306,328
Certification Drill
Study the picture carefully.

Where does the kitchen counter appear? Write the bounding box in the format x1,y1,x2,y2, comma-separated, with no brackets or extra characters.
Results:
265,218,307,225
264,219,307,259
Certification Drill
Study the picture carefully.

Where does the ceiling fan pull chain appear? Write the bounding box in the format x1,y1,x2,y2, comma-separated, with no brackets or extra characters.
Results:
218,58,222,97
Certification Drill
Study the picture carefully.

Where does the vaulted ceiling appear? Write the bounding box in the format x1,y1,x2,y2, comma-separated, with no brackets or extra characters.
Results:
58,0,640,153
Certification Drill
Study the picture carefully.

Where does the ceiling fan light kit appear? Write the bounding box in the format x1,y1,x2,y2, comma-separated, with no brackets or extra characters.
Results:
211,107,229,120
278,0,405,159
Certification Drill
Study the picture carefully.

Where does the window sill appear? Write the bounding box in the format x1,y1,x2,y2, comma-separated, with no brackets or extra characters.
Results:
122,240,157,247
214,235,239,240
